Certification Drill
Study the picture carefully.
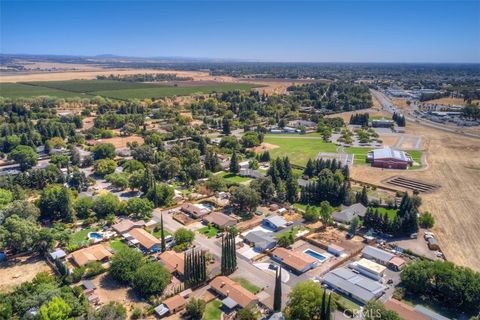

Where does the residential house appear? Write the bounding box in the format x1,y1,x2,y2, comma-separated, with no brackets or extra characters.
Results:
126,228,161,252
244,230,277,252
203,212,237,229
271,247,317,274
332,203,367,224
210,276,258,310
181,203,211,219
70,244,112,267
322,267,387,304
384,299,429,320
262,216,287,231
154,295,187,317
159,251,185,277
361,246,395,266
49,248,67,261
112,219,145,234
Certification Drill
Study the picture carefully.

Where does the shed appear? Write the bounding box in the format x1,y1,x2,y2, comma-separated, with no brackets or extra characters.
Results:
262,216,287,231
49,248,67,261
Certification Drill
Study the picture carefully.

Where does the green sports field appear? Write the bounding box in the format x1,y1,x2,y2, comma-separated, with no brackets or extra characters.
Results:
0,80,261,99
263,134,337,166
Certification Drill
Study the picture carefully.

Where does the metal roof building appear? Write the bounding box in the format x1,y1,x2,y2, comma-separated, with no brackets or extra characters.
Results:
362,246,395,265
322,267,387,304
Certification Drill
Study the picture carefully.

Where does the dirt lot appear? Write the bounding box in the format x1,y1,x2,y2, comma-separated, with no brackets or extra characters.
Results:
92,273,149,316
326,108,392,123
0,255,52,292
425,97,480,106
249,142,279,153
352,121,480,271
86,135,144,149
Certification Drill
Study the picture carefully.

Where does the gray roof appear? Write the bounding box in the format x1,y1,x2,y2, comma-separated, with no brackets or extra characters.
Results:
222,297,238,309
49,249,67,260
372,148,411,162
362,246,395,263
415,305,450,320
245,231,276,247
264,216,287,228
333,203,367,223
81,280,96,290
323,267,386,303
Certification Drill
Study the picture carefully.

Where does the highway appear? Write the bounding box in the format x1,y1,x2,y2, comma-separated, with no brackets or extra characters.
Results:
370,89,480,139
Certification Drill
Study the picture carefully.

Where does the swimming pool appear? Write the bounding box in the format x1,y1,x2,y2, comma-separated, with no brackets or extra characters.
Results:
304,249,328,262
88,232,104,240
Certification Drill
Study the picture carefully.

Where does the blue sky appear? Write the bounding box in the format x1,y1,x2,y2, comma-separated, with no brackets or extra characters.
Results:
1,1,479,63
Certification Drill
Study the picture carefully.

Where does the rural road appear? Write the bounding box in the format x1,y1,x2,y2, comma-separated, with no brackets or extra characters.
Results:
370,89,480,139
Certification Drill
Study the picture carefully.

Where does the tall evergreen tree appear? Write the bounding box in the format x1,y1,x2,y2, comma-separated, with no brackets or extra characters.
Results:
229,151,240,174
273,267,282,312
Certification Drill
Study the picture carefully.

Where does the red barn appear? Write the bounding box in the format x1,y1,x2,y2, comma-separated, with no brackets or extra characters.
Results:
366,148,413,169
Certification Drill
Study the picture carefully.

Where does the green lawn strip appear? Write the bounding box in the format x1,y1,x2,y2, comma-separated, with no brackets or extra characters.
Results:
151,228,171,238
332,292,361,313
91,83,261,99
202,299,222,320
0,83,84,98
232,278,261,294
69,226,100,246
198,226,219,238
344,147,371,165
109,239,128,252
370,207,397,221
263,135,337,166
216,171,252,183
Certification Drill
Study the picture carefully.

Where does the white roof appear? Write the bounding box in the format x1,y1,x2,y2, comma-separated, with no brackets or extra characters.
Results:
372,148,410,161
362,246,395,263
356,258,386,274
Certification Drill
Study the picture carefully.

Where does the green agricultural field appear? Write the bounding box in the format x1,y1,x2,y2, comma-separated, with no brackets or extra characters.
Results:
263,134,337,166
24,79,160,93
0,83,83,98
92,83,261,99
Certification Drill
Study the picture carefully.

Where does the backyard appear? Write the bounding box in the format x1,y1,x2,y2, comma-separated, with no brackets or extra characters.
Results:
216,171,252,184
202,299,222,320
233,277,261,294
198,225,220,238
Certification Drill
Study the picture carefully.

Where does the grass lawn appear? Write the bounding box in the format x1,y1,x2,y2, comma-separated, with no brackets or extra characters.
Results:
202,299,222,320
263,134,337,166
344,147,371,164
151,228,171,238
69,226,99,246
232,278,260,294
109,239,128,252
407,150,423,169
333,293,361,313
370,207,397,221
216,171,252,183
198,226,219,238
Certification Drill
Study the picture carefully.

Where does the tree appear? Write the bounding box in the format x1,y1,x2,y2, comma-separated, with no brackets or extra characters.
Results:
174,228,195,245
8,145,38,171
93,192,123,218
39,185,75,222
319,201,332,227
184,249,207,288
93,159,117,176
105,173,129,190
69,171,89,191
0,188,13,209
221,232,237,275
0,199,40,223
132,262,171,296
74,196,95,219
229,185,260,217
39,296,72,320
229,151,240,174
35,228,56,255
251,177,275,203
0,214,38,253
93,143,116,160
109,247,145,284
285,281,336,320
146,183,174,207
303,205,320,222
160,214,166,252
222,117,231,135
350,216,360,235
94,302,127,320
185,297,206,320
359,186,369,206
419,211,435,228
273,266,282,312
206,175,227,192
235,307,257,320
122,159,144,173
125,197,154,220
241,132,262,148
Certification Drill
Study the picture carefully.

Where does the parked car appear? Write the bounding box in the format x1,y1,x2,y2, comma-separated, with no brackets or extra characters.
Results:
216,232,224,238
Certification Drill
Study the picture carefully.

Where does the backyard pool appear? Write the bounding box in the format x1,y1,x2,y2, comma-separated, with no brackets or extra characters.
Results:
88,232,104,240
304,249,328,262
